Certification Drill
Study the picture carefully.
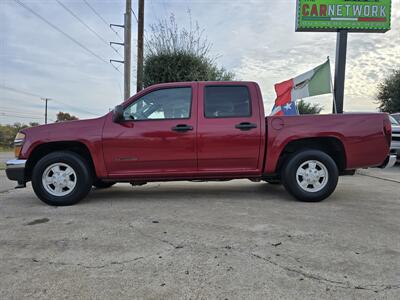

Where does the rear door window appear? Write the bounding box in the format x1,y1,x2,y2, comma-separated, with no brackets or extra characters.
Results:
204,86,251,118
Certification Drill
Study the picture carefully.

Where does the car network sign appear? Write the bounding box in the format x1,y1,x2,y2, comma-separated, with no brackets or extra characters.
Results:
296,0,392,32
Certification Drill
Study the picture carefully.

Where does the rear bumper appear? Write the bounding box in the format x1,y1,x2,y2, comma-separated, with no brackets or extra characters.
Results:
5,159,27,183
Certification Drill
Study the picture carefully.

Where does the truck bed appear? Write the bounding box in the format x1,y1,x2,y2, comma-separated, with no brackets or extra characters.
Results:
264,113,390,174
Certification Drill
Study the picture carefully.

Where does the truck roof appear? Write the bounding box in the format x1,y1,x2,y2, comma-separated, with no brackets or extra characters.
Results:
147,81,258,87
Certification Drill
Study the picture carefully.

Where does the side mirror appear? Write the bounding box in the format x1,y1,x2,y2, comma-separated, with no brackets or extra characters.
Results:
112,105,124,123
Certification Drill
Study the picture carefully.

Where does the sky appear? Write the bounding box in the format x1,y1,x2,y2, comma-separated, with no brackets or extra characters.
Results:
0,0,399,125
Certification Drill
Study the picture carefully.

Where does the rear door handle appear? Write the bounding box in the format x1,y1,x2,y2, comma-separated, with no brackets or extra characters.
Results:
172,124,193,132
235,122,257,131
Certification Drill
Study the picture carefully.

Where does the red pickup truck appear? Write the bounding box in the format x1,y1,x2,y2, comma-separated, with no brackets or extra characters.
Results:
6,81,395,206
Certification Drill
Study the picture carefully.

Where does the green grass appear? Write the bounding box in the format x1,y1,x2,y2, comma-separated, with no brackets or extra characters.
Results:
0,146,13,152
0,163,5,170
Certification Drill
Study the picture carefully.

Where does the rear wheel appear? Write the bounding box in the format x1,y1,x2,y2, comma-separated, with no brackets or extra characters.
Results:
31,151,92,206
281,150,338,202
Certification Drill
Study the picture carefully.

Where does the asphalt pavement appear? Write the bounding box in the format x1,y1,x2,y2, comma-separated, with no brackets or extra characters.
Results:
0,165,399,299
0,151,13,164
0,152,14,192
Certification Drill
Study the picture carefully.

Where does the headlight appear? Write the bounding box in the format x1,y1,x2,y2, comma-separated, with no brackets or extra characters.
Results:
14,132,26,158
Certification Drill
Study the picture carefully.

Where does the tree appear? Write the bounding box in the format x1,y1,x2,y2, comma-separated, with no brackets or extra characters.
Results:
297,100,323,115
377,69,400,113
143,14,234,88
0,124,17,148
56,111,78,122
0,122,37,148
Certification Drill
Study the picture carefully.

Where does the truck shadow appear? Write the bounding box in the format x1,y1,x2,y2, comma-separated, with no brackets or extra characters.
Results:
84,181,295,204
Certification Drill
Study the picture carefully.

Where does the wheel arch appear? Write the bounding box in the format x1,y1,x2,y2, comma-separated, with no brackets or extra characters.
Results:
276,137,347,174
25,141,96,181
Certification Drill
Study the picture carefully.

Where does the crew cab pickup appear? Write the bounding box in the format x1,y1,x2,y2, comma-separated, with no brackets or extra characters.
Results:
6,81,395,206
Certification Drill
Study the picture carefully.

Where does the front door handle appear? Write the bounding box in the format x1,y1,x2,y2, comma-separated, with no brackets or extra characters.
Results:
172,124,193,132
235,122,257,131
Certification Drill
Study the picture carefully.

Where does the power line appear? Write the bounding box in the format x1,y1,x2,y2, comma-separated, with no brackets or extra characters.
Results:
83,0,122,40
82,0,109,27
51,99,100,116
0,104,83,120
0,112,43,120
0,112,55,122
0,97,44,108
8,2,123,106
0,107,44,116
0,84,41,98
0,111,43,119
55,0,122,58
0,84,102,116
14,0,111,66
0,85,46,99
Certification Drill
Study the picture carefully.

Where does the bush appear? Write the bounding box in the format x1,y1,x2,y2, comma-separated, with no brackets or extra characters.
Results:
297,100,323,115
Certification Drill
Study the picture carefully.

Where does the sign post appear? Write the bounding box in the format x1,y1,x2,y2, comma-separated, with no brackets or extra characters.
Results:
295,0,391,113
333,30,347,113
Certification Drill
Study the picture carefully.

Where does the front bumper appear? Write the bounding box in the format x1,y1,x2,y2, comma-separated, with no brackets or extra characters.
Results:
6,159,27,185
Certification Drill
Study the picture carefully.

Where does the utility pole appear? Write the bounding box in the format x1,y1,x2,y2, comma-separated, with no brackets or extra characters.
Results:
41,98,51,124
124,0,132,99
110,0,132,100
136,0,144,92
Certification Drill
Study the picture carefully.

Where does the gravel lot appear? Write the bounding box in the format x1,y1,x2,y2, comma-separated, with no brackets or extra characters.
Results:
0,166,399,299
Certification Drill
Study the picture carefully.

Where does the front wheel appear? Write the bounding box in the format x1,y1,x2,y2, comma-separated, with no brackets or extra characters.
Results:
31,151,92,206
281,150,339,202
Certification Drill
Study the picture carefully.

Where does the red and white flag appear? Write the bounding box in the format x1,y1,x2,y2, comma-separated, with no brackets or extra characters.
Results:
271,59,332,116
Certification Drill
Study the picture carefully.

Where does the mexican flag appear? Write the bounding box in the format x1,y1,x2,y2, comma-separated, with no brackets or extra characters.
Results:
271,59,332,116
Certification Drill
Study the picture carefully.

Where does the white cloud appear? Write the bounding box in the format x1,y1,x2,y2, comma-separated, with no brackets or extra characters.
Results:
0,0,399,124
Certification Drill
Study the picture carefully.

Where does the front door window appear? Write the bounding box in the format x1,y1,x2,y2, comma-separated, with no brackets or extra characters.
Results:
123,87,192,121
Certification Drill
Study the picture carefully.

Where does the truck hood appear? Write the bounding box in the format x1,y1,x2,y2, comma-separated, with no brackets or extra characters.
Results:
21,115,108,141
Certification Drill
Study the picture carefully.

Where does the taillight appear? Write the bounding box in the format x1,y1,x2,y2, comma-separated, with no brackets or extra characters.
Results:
14,132,25,158
383,118,392,147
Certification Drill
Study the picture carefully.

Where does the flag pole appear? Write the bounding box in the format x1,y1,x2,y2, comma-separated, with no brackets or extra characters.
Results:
331,79,337,114
328,56,337,114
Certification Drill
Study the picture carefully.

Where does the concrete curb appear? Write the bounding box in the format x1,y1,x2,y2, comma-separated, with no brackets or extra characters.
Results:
356,169,400,184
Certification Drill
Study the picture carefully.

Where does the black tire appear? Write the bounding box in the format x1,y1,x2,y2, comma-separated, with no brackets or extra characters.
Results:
31,151,92,206
264,179,281,185
93,180,116,189
281,150,339,202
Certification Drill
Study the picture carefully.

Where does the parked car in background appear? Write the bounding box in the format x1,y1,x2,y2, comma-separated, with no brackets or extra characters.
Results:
389,115,400,162
5,81,396,206
391,113,400,124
